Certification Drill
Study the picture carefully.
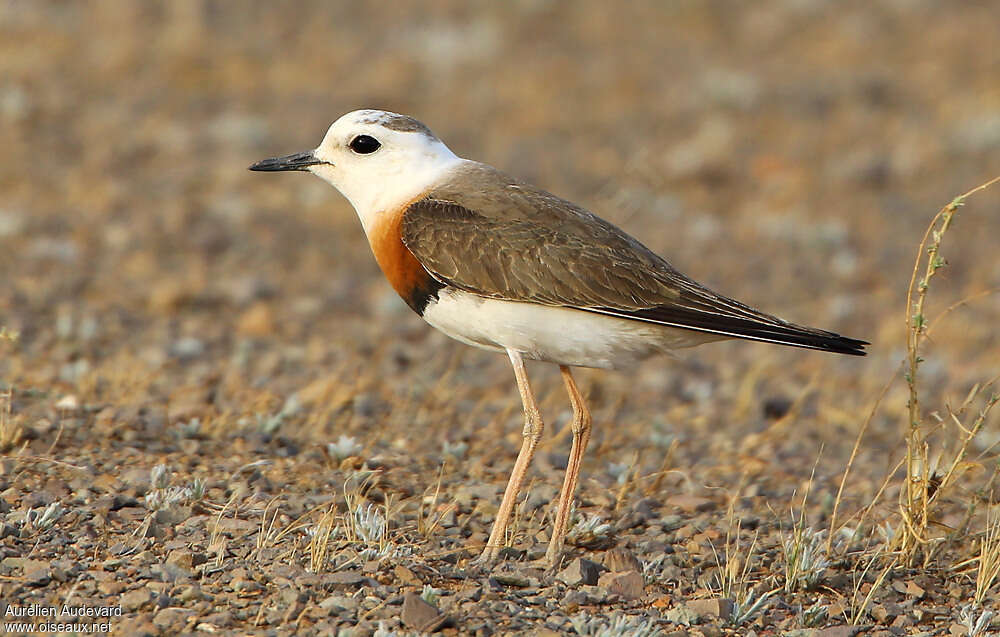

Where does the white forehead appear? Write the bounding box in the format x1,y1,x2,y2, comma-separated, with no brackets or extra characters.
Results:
321,109,441,149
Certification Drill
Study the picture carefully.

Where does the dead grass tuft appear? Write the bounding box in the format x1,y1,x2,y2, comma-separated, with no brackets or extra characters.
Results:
0,327,22,450
898,175,1000,563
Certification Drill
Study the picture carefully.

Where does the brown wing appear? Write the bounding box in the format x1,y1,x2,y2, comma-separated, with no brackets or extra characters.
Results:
401,164,867,355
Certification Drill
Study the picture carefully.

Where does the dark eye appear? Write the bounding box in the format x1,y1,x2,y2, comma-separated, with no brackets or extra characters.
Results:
349,134,381,154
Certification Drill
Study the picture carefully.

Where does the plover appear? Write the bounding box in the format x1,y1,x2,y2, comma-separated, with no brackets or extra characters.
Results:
250,109,867,566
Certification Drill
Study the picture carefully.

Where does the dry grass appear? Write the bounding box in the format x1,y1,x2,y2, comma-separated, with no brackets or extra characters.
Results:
0,327,21,450
710,494,776,627
897,176,1000,563
974,507,1000,606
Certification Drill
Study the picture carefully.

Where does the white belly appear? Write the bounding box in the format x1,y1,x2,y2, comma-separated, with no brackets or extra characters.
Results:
421,288,721,369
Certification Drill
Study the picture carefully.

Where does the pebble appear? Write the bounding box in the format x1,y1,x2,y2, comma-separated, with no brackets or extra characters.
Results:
684,597,734,622
666,494,714,513
400,592,443,631
320,594,359,614
326,570,366,588
394,564,422,586
121,587,153,611
153,561,192,582
891,579,926,599
175,584,203,602
490,573,532,588
231,577,264,595
816,627,864,637
602,547,643,574
456,584,483,602
24,561,53,586
597,570,645,600
556,557,604,587
561,589,590,611
665,604,699,626
153,607,193,631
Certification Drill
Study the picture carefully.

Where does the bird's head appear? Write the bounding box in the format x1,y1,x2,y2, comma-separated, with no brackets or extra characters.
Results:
250,109,461,231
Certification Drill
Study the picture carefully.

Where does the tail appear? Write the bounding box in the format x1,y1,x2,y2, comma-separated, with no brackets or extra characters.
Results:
586,305,868,356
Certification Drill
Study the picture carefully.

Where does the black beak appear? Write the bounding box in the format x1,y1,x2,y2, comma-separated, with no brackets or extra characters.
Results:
249,151,323,172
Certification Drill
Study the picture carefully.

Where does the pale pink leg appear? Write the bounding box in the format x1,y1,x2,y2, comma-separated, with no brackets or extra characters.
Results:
473,349,544,565
545,365,592,566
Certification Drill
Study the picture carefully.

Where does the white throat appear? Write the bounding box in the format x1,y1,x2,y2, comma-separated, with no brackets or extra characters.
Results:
311,144,463,236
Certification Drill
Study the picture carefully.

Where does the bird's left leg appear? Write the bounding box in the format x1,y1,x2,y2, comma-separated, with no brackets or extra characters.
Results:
545,365,592,566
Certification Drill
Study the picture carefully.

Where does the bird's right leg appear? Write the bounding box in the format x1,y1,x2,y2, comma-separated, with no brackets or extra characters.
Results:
473,349,544,566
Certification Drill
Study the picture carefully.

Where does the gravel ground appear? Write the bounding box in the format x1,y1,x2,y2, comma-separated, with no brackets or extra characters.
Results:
2,2,1000,635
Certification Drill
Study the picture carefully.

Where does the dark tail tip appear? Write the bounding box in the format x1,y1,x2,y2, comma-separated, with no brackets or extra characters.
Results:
819,335,869,356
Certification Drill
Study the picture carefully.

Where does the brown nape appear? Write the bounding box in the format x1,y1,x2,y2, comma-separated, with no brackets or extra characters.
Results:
368,207,444,315
358,112,434,136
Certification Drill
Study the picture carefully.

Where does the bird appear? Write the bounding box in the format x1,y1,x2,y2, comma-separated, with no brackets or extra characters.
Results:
250,109,867,567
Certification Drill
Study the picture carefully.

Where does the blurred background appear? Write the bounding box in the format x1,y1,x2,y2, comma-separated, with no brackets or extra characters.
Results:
1,0,999,534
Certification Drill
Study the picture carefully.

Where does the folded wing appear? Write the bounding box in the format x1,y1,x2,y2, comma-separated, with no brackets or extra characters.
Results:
401,164,867,356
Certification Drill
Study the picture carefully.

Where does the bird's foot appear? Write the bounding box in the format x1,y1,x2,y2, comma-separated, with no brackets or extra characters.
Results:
469,546,499,570
544,540,565,571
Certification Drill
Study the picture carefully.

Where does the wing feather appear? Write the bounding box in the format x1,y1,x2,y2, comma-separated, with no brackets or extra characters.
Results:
400,163,867,356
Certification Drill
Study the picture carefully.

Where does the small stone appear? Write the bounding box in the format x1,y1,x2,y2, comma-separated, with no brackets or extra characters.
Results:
400,592,442,631
236,302,274,337
664,605,699,626
562,589,590,611
685,597,735,622
167,385,211,422
197,611,233,630
871,603,895,622
155,592,172,609
497,546,526,561
597,570,644,600
166,549,194,569
23,561,52,586
456,585,482,602
891,614,913,628
175,585,202,602
98,580,126,596
169,336,205,360
666,494,714,512
153,561,192,581
9,557,52,586
231,577,264,595
121,588,153,611
327,570,365,588
603,547,643,574
490,573,531,588
319,595,359,614
556,558,604,586
891,579,925,599
580,584,610,605
114,616,158,637
817,627,864,637
113,494,141,510
153,607,192,631
55,394,79,410
280,587,304,605
394,564,422,586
